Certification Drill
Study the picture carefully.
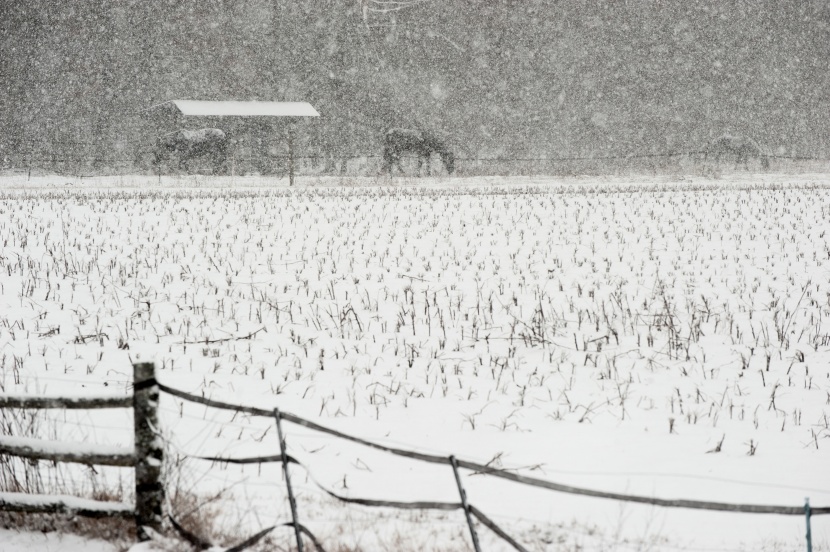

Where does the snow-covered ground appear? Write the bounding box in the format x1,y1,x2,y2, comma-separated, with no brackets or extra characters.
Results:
1,174,829,551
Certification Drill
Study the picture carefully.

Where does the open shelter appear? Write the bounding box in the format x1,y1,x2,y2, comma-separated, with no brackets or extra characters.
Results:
147,100,319,182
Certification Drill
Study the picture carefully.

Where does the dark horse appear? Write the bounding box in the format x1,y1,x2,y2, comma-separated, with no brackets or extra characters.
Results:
705,134,769,170
154,128,228,174
381,128,455,176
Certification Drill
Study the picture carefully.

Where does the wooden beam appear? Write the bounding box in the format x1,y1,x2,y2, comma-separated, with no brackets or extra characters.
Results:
0,492,134,518
0,394,132,409
0,436,135,467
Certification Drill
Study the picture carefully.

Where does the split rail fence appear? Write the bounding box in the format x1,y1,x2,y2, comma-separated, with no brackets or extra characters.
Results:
1,361,828,551
0,363,161,542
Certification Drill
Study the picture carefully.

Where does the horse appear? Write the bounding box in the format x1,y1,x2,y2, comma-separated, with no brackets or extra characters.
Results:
154,128,228,174
705,134,770,170
381,128,455,176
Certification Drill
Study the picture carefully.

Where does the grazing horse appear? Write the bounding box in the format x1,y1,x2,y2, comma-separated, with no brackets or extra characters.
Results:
705,134,769,170
154,128,228,174
381,128,455,176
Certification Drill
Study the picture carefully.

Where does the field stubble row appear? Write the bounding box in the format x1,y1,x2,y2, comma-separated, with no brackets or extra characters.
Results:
0,181,829,550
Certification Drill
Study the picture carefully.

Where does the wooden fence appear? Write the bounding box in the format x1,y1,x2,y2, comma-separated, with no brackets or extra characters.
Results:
0,362,161,541
1,361,828,551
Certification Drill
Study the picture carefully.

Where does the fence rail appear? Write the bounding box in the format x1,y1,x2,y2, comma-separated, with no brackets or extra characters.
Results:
157,381,830,516
0,492,134,519
0,394,132,410
1,362,827,551
0,435,134,467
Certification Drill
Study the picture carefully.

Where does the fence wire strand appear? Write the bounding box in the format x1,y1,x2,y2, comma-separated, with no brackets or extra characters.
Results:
155,381,830,517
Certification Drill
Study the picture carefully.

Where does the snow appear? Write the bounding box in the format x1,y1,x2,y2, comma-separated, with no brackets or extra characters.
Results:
0,492,133,514
166,100,320,118
0,528,120,552
0,435,133,459
0,174,829,551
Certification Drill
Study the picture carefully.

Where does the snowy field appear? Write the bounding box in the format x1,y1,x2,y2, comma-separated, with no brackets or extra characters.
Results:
1,173,829,551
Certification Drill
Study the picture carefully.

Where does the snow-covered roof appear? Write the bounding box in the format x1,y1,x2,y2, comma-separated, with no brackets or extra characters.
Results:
163,100,319,117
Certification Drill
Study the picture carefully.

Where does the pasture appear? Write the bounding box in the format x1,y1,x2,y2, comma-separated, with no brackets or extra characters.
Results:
1,174,829,551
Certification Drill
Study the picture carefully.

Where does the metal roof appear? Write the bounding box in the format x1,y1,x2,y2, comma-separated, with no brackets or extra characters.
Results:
163,100,319,117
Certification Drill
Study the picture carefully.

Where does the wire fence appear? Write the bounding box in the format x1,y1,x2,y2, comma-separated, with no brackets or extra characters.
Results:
3,143,830,180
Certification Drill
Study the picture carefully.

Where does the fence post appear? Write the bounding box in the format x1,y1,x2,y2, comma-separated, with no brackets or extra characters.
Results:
450,455,482,552
287,126,295,187
274,408,304,552
28,138,34,181
133,362,164,542
805,497,812,552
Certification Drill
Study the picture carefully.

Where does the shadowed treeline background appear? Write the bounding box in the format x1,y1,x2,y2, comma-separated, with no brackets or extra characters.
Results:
1,0,828,173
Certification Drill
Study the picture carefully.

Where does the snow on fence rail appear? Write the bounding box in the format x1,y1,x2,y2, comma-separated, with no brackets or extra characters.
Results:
0,491,135,519
0,435,134,467
1,361,827,551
